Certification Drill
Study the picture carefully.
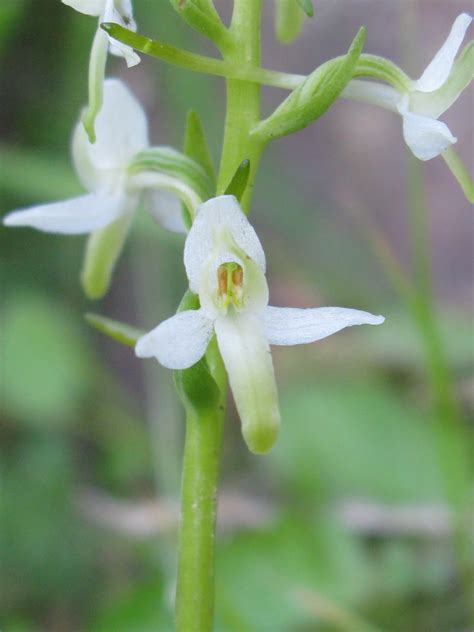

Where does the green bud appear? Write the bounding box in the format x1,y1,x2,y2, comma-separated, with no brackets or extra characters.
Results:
253,27,366,142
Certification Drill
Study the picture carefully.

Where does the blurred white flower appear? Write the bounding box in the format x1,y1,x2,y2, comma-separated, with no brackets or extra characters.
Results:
4,80,188,298
136,195,385,454
4,79,184,235
62,0,140,140
344,13,472,160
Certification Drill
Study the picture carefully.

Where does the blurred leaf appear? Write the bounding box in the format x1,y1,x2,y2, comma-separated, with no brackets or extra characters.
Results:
297,0,314,17
0,1,28,57
0,437,97,607
270,379,444,502
90,578,173,632
216,516,369,631
85,312,144,348
184,110,216,187
2,291,95,426
0,145,80,203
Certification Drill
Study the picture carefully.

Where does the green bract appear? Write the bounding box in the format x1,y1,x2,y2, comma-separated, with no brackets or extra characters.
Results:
252,27,366,142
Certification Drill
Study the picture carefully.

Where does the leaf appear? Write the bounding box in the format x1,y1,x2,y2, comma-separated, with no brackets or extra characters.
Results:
254,27,366,142
184,110,216,187
224,159,250,202
84,313,145,347
297,0,314,17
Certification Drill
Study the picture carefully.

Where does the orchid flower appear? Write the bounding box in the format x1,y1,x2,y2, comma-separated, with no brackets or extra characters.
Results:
135,196,385,454
343,13,473,161
62,0,140,141
3,79,205,299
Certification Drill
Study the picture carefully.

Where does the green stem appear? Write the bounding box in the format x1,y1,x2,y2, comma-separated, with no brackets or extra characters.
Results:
175,397,226,631
175,2,264,629
217,0,264,212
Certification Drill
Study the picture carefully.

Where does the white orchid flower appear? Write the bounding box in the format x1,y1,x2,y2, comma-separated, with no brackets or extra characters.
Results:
4,79,192,298
135,196,385,454
62,0,140,141
343,13,473,160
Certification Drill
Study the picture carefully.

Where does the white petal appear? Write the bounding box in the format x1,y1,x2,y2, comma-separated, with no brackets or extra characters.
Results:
215,312,280,454
135,310,214,370
73,79,149,190
3,192,126,234
103,0,140,67
184,195,266,294
62,0,105,16
263,306,385,346
416,13,472,93
401,109,457,161
144,190,187,234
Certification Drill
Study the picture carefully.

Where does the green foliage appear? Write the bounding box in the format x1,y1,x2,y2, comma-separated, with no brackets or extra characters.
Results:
297,0,314,17
254,27,366,142
271,378,444,503
184,110,217,188
1,291,95,427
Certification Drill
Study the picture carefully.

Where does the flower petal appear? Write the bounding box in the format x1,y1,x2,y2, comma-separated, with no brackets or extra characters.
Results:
135,310,214,370
184,195,266,294
416,13,472,93
73,79,149,190
215,312,280,454
144,190,187,234
61,0,105,16
411,41,474,119
263,305,385,346
3,192,126,234
401,109,457,161
103,0,140,67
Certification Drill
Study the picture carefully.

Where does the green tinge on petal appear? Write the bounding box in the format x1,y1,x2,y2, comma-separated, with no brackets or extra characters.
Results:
411,41,474,119
275,0,306,45
82,27,109,144
215,312,281,454
84,312,145,347
81,211,134,299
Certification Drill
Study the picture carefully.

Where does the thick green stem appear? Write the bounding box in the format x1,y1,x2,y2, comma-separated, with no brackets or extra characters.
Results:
175,1,264,628
175,401,225,631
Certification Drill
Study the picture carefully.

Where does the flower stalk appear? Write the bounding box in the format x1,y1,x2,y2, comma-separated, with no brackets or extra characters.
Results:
176,1,264,626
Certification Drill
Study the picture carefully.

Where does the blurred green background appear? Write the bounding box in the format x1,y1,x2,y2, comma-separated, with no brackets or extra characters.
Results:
1,1,473,630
